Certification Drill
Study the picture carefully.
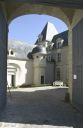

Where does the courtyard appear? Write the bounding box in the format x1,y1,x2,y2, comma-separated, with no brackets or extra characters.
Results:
0,86,83,128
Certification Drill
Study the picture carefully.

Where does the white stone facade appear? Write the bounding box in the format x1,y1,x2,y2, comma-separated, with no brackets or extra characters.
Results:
7,58,33,87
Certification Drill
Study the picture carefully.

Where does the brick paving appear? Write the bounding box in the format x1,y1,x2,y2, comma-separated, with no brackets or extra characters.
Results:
0,86,83,128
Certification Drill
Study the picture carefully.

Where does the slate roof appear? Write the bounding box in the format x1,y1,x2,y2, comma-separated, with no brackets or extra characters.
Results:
28,45,47,59
8,40,35,60
52,30,68,49
35,23,48,44
35,22,58,44
32,46,47,54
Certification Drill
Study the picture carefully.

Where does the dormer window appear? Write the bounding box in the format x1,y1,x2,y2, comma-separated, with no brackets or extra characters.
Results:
56,38,64,49
9,49,15,56
57,42,61,49
38,34,43,42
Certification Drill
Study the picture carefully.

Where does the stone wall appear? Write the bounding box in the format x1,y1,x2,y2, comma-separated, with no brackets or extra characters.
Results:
7,59,33,86
0,5,8,110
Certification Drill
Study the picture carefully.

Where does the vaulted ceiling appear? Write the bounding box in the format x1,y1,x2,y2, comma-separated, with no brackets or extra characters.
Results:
2,0,83,25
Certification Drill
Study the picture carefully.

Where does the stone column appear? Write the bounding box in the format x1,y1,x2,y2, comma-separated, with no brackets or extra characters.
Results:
68,27,73,102
0,4,8,110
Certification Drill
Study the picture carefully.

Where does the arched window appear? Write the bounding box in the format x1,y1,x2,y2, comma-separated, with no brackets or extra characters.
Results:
11,50,14,55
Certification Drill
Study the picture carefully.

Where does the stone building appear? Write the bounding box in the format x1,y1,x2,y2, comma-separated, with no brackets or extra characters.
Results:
52,30,69,85
35,22,58,85
7,22,69,87
7,40,35,87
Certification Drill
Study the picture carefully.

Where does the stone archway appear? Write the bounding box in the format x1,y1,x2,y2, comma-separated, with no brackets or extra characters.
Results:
0,1,83,111
7,3,72,100
8,3,70,26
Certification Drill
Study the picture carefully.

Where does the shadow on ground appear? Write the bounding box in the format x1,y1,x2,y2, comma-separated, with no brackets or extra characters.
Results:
0,87,83,128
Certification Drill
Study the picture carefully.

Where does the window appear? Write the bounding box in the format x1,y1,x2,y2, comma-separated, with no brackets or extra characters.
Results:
11,50,14,55
36,56,39,58
56,38,64,49
47,55,51,62
43,56,45,59
57,42,61,49
57,68,60,80
57,53,61,62
9,49,15,56
38,34,43,42
41,76,44,84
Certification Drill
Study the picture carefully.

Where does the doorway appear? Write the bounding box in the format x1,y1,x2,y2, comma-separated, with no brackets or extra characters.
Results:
41,76,44,84
11,75,15,87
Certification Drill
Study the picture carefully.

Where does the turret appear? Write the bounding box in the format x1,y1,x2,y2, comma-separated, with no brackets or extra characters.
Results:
32,45,47,85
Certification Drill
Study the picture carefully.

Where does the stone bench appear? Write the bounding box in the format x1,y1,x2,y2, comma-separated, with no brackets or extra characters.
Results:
53,81,64,86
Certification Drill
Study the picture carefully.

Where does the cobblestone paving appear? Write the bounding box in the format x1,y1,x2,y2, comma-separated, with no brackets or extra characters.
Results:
0,86,83,128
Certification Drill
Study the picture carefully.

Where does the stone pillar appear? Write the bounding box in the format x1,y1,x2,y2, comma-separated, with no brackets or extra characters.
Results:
68,27,73,102
0,4,8,110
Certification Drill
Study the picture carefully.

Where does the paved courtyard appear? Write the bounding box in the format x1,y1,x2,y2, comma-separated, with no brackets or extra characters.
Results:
0,86,83,128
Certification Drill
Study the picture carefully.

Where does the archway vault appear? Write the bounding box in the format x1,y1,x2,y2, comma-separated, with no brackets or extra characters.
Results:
0,0,83,111
3,2,76,27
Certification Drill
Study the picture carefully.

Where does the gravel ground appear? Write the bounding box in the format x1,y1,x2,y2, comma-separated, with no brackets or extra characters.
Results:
0,86,83,128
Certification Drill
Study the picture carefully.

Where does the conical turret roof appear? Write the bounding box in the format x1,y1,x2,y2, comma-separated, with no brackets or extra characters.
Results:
35,22,58,44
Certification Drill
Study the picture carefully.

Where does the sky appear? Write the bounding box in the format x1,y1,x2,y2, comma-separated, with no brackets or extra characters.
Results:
8,14,68,44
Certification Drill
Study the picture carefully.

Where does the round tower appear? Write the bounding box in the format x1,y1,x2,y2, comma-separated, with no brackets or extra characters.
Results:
32,46,47,85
